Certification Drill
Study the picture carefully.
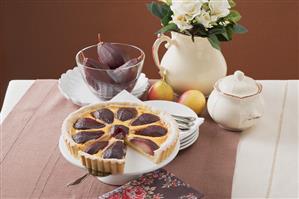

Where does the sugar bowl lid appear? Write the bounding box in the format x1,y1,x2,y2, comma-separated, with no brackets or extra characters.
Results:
217,70,260,98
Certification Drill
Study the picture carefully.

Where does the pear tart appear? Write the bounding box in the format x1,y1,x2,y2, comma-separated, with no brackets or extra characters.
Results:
62,102,179,174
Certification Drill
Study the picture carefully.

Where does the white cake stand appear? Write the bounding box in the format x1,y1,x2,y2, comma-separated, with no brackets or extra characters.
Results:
59,135,180,185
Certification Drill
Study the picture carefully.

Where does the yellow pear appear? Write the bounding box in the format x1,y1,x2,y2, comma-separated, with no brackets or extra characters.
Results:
148,80,174,101
178,90,206,115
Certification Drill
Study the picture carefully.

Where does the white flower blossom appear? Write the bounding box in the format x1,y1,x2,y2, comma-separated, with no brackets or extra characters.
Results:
172,14,193,31
209,0,231,19
169,0,231,31
171,0,207,20
196,10,213,28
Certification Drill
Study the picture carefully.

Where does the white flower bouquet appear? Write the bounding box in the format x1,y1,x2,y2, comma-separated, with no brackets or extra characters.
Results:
147,0,247,50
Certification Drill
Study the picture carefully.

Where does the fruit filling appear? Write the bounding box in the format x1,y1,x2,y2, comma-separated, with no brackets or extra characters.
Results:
84,141,109,155
128,137,159,156
73,118,105,130
103,141,126,159
92,108,114,124
116,107,138,121
110,125,129,140
131,113,160,126
72,130,104,144
135,125,167,137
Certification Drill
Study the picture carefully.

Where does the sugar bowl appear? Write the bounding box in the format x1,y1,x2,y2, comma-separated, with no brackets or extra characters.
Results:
207,70,264,131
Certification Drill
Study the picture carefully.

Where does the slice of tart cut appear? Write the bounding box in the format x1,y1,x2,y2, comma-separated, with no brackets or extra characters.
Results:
62,102,179,174
79,138,126,174
102,140,127,159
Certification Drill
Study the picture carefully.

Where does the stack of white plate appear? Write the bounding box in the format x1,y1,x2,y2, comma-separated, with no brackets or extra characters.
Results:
179,117,204,150
145,101,204,150
58,67,149,106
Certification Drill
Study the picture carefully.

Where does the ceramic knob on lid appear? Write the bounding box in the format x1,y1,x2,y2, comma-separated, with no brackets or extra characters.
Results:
217,70,259,98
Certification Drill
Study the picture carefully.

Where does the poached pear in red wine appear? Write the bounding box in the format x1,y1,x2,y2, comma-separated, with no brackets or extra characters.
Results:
80,35,144,100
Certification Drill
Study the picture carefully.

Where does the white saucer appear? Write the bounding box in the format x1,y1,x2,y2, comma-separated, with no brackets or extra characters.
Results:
144,100,204,143
59,135,180,185
58,67,149,106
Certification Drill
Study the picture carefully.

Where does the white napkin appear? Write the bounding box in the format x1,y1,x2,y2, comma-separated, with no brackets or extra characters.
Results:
110,90,144,104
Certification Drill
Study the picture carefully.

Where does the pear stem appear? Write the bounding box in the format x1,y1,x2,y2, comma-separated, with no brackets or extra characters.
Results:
159,69,167,81
97,33,101,43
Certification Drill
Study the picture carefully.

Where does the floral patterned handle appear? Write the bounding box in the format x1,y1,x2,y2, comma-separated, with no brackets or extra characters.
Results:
152,34,172,77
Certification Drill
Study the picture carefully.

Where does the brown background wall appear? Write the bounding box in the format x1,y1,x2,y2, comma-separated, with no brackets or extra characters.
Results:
1,0,298,106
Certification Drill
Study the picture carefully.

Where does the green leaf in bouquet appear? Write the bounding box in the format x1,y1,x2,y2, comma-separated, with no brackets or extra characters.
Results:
216,30,230,41
192,23,208,37
219,25,234,41
156,23,178,34
233,24,248,33
228,0,236,8
222,31,230,40
226,25,234,40
146,2,170,20
215,34,227,42
208,34,221,50
161,8,173,26
227,10,241,23
208,27,225,35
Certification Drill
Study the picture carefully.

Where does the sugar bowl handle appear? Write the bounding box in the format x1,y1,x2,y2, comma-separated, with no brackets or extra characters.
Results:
247,112,262,121
243,110,262,124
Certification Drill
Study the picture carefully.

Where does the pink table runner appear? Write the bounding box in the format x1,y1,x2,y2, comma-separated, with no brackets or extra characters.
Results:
1,80,239,199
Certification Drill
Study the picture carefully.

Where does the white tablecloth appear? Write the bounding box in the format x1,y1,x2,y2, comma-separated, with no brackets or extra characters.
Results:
1,80,298,198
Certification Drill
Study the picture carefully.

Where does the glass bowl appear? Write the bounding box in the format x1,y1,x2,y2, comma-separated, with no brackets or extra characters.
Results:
76,43,145,100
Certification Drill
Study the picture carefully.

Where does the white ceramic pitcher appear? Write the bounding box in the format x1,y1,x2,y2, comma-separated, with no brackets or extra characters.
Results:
152,31,227,96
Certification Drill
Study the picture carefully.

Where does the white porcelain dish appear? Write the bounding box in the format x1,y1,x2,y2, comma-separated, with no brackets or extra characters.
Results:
59,135,179,185
58,67,149,106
